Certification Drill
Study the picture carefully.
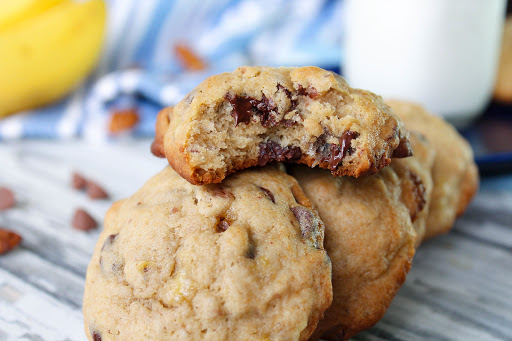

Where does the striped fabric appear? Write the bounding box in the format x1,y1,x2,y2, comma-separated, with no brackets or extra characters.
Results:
0,0,344,140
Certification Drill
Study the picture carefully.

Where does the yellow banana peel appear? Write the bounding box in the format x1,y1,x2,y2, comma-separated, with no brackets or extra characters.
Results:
0,0,106,118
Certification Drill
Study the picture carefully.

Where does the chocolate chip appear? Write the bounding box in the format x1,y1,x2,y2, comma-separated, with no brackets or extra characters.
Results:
72,209,97,231
277,84,292,98
257,186,275,203
101,234,118,251
216,218,229,233
291,206,316,239
392,137,413,158
92,331,102,341
297,85,319,99
86,181,109,200
407,170,427,222
71,172,87,190
207,184,235,200
316,131,359,171
225,93,278,127
0,187,15,211
258,142,302,167
0,228,22,255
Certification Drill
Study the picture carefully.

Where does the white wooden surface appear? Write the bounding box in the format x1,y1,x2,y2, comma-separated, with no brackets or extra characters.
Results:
0,140,511,341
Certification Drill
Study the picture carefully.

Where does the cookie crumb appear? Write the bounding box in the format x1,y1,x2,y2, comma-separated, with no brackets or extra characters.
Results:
108,108,139,134
0,187,15,211
72,209,98,231
0,228,22,255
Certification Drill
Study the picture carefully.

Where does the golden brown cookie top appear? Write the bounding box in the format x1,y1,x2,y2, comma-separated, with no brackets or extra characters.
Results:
386,99,478,239
291,164,417,341
83,166,332,341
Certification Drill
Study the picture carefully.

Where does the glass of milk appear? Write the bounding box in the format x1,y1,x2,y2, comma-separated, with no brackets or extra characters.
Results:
343,0,507,127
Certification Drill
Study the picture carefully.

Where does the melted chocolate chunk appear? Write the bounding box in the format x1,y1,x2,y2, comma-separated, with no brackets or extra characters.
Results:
216,218,229,233
101,234,118,251
290,206,315,239
392,138,413,158
257,186,275,204
258,142,302,167
297,85,319,99
408,170,427,221
207,184,235,200
226,93,277,127
316,131,359,171
92,331,102,341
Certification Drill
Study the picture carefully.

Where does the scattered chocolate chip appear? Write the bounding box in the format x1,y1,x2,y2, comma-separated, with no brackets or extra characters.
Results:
225,93,278,127
72,209,97,231
92,331,102,341
108,108,139,134
86,181,109,200
216,218,229,233
291,206,316,239
258,141,302,167
71,172,87,190
257,186,275,204
174,42,207,71
316,131,359,171
0,228,22,255
207,184,235,200
0,187,15,211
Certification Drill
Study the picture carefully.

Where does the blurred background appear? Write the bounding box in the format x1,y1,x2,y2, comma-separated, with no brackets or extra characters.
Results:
0,0,511,174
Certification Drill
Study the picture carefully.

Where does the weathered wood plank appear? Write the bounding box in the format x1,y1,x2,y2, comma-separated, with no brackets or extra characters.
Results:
1,140,512,341
0,268,82,341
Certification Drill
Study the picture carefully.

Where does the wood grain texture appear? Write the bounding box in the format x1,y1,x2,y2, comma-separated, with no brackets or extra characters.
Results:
0,140,511,341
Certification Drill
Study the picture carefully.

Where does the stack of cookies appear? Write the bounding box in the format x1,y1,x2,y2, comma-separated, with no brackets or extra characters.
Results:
83,66,478,341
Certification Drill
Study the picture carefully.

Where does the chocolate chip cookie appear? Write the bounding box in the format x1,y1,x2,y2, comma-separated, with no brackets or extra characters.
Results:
83,166,332,341
392,131,435,245
291,159,424,341
386,100,479,240
494,17,512,102
152,66,412,185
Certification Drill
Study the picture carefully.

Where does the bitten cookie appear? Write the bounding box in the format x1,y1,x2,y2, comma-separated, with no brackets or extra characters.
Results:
386,100,479,240
290,161,422,341
494,17,512,102
152,66,412,185
83,166,332,341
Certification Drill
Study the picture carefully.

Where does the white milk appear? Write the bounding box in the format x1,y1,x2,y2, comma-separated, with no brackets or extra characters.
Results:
343,0,506,126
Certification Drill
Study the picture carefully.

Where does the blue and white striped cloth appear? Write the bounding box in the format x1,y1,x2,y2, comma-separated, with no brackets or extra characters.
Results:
0,0,344,140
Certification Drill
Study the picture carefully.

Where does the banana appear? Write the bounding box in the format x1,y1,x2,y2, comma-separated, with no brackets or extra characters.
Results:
0,0,106,118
